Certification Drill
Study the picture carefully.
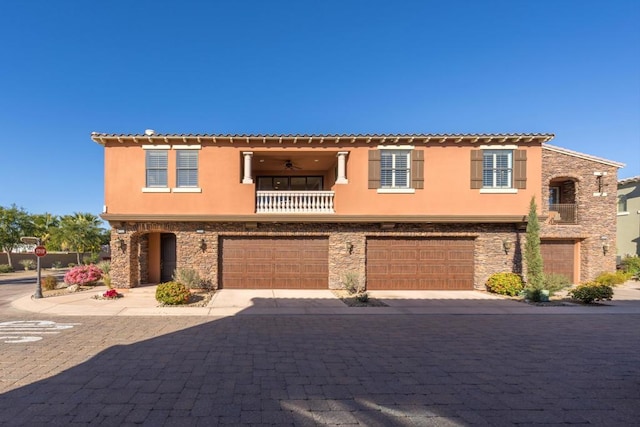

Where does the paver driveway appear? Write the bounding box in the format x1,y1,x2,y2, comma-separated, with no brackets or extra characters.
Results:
0,312,639,426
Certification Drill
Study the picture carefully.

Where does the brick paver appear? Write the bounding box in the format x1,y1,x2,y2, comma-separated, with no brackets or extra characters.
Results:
0,313,638,425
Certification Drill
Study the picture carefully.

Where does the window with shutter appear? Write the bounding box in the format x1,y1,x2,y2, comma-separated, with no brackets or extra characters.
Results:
369,148,423,193
471,148,526,192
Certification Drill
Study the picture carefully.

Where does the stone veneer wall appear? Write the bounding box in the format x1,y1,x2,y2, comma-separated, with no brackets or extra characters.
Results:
541,149,619,282
109,222,525,290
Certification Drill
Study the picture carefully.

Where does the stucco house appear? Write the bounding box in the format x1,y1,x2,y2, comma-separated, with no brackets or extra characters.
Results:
617,176,640,263
91,131,623,290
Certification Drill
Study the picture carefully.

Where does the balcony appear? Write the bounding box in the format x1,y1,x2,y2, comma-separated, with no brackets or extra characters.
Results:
256,191,335,214
548,203,578,224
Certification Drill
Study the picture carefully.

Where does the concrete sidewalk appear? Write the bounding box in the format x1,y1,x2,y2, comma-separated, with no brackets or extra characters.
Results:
10,280,640,316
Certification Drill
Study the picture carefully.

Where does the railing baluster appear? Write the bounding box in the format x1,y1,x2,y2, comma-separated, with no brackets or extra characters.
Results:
256,191,335,214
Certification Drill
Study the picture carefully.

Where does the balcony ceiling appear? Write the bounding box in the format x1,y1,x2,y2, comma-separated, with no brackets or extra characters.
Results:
252,151,336,172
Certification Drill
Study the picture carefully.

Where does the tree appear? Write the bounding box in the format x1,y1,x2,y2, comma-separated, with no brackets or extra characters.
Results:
54,213,105,264
524,196,545,299
32,212,60,247
0,204,35,269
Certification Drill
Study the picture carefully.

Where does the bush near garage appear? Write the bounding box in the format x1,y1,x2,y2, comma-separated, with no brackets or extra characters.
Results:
568,282,613,304
620,255,640,278
594,270,632,286
542,273,572,295
485,272,524,296
155,281,191,305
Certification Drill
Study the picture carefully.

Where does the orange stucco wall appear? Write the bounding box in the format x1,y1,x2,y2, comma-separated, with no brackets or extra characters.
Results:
102,142,543,216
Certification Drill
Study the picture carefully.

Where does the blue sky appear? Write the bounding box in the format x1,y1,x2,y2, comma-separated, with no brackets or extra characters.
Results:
1,0,638,218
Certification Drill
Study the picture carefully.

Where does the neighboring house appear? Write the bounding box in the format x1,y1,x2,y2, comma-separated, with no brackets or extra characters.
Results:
617,176,640,263
91,132,624,290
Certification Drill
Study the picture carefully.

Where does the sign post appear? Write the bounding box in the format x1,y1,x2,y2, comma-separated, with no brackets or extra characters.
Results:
21,237,44,299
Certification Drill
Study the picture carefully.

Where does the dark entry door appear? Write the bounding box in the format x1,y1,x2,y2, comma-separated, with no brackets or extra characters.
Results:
161,233,176,282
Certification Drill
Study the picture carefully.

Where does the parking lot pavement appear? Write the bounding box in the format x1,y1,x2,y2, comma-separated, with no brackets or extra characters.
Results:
0,313,639,426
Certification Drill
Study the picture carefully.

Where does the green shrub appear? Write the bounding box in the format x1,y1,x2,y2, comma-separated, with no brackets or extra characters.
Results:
67,263,76,268
83,253,100,265
103,274,113,289
485,272,524,296
0,264,14,273
42,276,58,291
620,255,640,276
342,272,363,295
51,261,63,269
543,273,571,295
568,282,614,304
155,281,191,305
355,292,369,303
19,259,35,271
172,267,204,289
97,260,111,275
595,271,631,286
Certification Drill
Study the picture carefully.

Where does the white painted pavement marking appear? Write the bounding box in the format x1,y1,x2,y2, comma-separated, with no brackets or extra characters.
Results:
0,320,81,344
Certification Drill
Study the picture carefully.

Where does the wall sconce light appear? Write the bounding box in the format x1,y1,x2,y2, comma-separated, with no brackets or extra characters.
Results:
116,238,126,252
600,235,609,255
502,238,512,254
346,242,354,255
199,238,207,252
116,228,126,234
196,229,205,234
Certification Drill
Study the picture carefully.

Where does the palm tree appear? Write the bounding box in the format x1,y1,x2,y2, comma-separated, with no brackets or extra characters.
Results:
55,213,105,264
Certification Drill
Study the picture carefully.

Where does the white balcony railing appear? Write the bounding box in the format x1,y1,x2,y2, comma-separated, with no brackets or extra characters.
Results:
256,191,335,213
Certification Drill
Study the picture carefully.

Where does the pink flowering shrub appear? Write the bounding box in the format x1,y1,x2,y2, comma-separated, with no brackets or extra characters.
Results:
64,264,103,286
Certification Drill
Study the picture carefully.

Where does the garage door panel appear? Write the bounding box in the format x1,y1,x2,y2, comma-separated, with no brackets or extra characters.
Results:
367,238,474,290
221,237,328,289
541,240,575,283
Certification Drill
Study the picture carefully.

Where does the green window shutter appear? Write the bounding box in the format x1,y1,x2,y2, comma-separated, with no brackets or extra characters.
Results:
514,149,527,189
411,150,424,189
368,150,381,189
470,150,483,189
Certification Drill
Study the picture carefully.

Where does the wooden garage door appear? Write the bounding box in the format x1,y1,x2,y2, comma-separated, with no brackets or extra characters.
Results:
221,237,328,289
541,240,575,283
366,238,475,290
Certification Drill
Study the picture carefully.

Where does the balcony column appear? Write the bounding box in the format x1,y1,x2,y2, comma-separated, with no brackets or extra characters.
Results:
242,152,253,184
336,151,349,184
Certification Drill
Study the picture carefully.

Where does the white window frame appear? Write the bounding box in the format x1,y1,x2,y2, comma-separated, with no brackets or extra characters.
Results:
143,147,169,192
377,146,414,193
481,149,514,192
175,149,199,189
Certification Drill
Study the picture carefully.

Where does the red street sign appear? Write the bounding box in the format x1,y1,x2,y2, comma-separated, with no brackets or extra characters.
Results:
34,246,47,257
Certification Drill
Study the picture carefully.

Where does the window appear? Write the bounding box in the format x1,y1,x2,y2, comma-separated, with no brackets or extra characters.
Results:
176,150,198,187
380,150,410,188
549,186,560,206
257,176,323,191
471,148,526,191
618,195,628,213
368,148,423,192
482,150,513,188
145,150,168,187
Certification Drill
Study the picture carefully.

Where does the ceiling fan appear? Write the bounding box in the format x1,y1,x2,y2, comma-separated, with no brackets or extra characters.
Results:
283,159,302,170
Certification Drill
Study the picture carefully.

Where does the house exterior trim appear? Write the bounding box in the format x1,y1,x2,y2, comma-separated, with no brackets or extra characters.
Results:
92,132,555,146
543,144,625,168
102,214,528,224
